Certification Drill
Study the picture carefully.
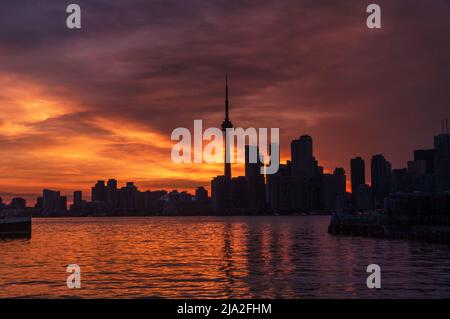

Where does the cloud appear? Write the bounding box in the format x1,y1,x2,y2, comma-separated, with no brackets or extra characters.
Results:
0,0,449,203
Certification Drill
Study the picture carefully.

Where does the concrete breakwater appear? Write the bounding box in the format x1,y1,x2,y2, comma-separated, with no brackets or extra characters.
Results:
328,213,450,244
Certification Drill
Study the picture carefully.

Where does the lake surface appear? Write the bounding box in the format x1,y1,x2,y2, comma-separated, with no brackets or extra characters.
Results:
1,216,450,298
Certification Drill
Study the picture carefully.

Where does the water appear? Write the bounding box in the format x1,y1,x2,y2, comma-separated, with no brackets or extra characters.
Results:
0,216,450,298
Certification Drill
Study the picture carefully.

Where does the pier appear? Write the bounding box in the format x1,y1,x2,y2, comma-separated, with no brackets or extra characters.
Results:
328,213,450,244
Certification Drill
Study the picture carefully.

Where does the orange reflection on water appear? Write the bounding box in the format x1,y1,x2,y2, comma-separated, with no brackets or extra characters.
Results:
1,216,447,298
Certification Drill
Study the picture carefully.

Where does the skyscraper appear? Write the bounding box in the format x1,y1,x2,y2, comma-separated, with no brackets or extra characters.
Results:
245,145,266,212
73,191,82,206
195,187,208,203
92,180,106,202
350,157,365,209
434,120,450,160
290,135,318,179
106,179,118,206
211,175,230,214
434,120,450,192
371,154,392,208
42,189,61,215
72,191,83,214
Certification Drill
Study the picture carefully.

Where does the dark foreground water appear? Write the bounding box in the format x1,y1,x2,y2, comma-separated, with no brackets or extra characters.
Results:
1,216,450,298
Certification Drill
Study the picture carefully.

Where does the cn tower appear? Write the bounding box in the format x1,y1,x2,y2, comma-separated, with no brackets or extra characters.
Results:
221,75,233,179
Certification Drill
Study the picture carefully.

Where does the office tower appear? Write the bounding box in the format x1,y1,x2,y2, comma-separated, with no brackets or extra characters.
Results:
71,191,83,214
59,196,67,212
351,157,365,209
435,158,450,192
92,180,106,202
291,135,318,179
434,120,450,160
211,175,231,214
137,190,166,214
179,191,192,202
106,179,118,208
414,149,435,174
371,154,392,208
43,189,61,215
357,184,374,212
195,187,208,203
221,75,233,180
245,145,266,212
35,197,43,210
320,168,346,213
122,182,138,211
231,176,248,209
434,121,450,192
267,163,292,213
320,174,336,212
116,180,138,213
73,191,82,207
392,168,412,193
334,167,346,212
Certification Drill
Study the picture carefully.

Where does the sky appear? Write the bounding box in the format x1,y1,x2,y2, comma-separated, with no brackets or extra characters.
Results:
0,0,449,204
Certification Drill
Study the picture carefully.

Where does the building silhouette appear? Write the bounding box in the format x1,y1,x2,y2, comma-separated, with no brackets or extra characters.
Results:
434,120,450,192
371,154,392,209
195,187,208,203
42,189,63,216
291,135,320,179
245,145,266,213
351,157,366,210
222,75,233,180
212,76,234,214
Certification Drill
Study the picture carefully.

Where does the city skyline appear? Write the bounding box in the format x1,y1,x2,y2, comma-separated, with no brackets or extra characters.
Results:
1,0,450,205
1,119,448,211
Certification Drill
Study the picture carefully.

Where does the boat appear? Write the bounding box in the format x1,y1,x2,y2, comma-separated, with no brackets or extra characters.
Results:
0,216,32,238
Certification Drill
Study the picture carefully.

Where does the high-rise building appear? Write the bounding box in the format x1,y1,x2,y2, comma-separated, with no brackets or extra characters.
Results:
118,182,138,211
434,120,450,160
195,187,208,203
290,135,318,179
35,197,43,210
71,191,83,214
42,189,61,215
231,176,248,209
334,167,346,212
106,179,118,207
211,175,231,214
371,154,392,208
320,168,346,212
350,157,365,209
59,196,67,212
434,121,450,192
357,184,374,212
245,145,266,212
73,191,82,207
392,168,412,193
414,149,435,174
92,180,106,202
267,163,292,213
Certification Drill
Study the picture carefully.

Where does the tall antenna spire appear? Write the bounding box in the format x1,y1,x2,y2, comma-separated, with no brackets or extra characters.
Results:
225,74,229,121
221,74,233,180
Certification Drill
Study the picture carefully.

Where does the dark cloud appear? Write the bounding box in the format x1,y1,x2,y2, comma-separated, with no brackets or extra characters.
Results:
0,0,449,202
